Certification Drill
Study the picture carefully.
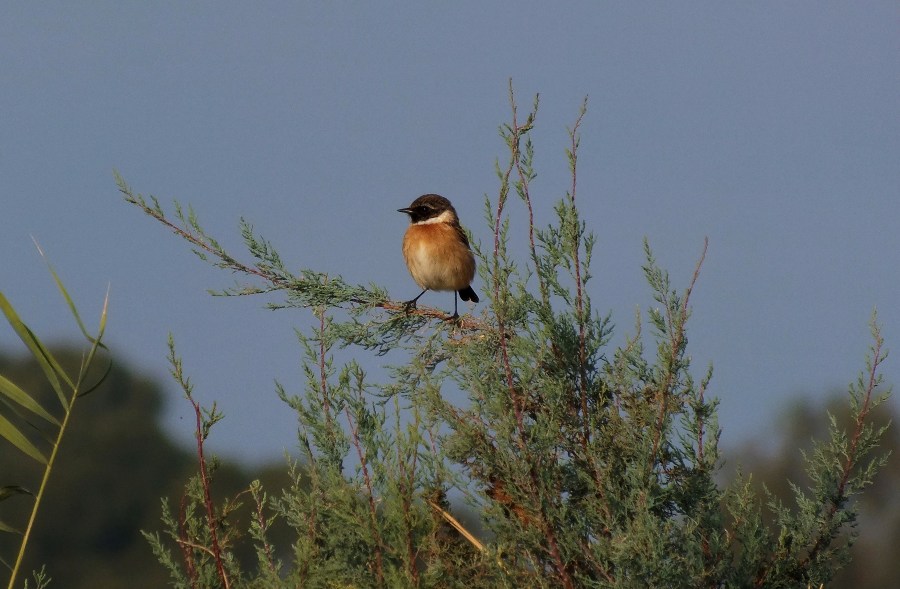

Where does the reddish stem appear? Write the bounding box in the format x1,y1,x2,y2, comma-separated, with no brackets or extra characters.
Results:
190,397,230,589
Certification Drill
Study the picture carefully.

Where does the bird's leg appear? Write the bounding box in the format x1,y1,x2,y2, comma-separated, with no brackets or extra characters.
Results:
404,289,427,311
445,291,460,321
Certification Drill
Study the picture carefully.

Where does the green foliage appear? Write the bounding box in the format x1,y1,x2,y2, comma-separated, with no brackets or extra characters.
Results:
0,344,296,589
726,392,900,589
0,249,110,588
122,84,892,588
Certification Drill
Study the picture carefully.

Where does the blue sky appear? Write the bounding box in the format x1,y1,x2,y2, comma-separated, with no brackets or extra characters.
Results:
1,2,897,464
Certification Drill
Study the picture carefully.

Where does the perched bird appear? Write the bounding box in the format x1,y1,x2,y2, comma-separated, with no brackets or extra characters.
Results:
398,194,479,318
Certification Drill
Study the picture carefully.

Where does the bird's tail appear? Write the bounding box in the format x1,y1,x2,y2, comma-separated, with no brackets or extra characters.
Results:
458,286,479,303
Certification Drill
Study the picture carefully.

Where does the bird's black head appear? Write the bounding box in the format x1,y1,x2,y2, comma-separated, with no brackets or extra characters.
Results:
397,194,457,224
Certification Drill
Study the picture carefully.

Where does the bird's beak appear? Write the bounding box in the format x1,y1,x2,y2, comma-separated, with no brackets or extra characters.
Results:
397,207,412,214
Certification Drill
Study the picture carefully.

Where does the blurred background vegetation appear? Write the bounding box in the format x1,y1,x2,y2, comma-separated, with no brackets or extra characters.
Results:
0,349,292,589
0,347,895,588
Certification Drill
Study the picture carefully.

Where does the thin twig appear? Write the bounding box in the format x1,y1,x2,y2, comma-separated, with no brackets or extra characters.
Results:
178,495,199,587
189,396,231,589
649,237,708,471
567,100,591,451
345,401,386,586
798,322,884,570
427,500,484,552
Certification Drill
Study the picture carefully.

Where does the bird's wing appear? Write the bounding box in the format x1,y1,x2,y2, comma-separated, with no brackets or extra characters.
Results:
454,222,472,249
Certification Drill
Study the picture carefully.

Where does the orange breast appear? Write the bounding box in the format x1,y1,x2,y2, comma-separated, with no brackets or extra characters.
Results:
402,223,476,291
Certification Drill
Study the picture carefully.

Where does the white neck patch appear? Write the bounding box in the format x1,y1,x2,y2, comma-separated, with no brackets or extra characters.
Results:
414,209,456,225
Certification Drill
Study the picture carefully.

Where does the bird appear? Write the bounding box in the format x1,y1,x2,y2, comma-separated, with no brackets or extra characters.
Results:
398,194,479,318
